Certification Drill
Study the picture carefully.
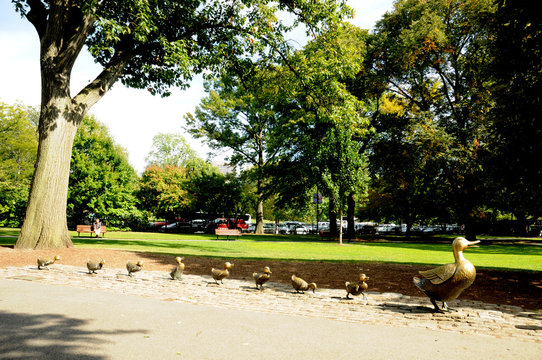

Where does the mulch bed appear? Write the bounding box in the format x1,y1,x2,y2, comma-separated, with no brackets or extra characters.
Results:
1,246,540,310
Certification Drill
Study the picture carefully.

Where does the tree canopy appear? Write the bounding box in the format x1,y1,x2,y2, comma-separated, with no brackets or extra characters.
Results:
12,0,352,248
68,115,143,229
0,102,38,227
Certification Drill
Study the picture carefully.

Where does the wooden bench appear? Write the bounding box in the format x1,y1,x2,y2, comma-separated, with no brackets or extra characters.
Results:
319,230,336,240
76,225,107,237
214,228,241,240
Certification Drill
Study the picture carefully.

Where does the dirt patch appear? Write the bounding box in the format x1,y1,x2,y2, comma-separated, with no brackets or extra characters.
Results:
1,246,540,310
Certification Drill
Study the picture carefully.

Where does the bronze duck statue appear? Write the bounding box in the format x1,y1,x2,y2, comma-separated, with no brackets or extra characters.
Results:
413,237,480,313
345,273,369,304
87,259,105,274
37,255,60,270
126,260,143,277
170,256,185,280
211,262,233,284
291,275,317,294
253,266,272,290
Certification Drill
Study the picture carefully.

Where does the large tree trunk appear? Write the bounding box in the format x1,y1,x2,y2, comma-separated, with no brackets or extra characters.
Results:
13,1,134,248
16,98,79,248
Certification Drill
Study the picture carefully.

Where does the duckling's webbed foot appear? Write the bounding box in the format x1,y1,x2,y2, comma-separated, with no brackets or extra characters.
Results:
362,293,368,305
442,302,457,312
431,299,445,313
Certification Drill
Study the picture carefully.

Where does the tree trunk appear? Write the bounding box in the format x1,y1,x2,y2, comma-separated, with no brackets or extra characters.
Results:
14,1,128,248
338,208,343,245
347,191,355,242
16,99,79,248
254,147,265,235
255,197,264,234
329,194,337,236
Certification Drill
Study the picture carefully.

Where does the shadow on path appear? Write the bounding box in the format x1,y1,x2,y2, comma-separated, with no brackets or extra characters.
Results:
0,310,147,359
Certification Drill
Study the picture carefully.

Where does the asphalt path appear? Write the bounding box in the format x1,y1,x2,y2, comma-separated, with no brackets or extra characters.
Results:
0,279,540,359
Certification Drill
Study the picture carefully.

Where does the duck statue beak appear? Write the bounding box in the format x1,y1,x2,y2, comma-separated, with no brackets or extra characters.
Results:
468,240,481,248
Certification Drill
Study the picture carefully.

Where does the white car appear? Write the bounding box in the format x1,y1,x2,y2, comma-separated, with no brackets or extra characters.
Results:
293,225,309,235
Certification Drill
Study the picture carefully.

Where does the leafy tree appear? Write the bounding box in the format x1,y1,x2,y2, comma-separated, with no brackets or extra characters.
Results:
0,102,38,226
138,165,195,220
68,115,143,229
485,0,542,233
364,97,453,236
145,133,197,167
371,0,496,239
271,23,372,243
11,0,351,248
185,67,289,234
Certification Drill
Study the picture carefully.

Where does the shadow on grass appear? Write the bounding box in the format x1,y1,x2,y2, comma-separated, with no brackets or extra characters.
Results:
0,310,147,359
72,238,244,254
352,241,542,256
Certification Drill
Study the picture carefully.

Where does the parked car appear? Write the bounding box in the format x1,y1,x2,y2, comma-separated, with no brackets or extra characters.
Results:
293,224,309,235
263,223,277,234
206,217,248,233
375,224,401,234
160,222,179,232
355,224,377,235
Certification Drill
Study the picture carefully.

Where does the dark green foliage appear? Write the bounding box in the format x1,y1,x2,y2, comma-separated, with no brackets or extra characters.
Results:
485,0,542,230
68,115,143,229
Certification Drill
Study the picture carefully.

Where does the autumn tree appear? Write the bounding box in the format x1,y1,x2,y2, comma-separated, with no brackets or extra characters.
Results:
11,0,351,248
364,97,453,236
371,0,496,239
138,165,195,221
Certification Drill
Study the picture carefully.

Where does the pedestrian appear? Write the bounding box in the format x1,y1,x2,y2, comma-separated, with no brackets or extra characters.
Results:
94,218,102,238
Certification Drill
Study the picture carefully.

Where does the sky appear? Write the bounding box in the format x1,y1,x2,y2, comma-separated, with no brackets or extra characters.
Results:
0,0,395,174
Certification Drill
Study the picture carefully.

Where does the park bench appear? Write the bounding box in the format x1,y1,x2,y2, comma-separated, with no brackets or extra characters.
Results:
76,224,107,237
319,230,336,240
214,228,242,240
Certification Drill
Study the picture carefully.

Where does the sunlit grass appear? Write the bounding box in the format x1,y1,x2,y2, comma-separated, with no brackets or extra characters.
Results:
1,227,540,271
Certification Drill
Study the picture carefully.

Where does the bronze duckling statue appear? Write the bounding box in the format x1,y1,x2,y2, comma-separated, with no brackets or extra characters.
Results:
126,260,143,277
345,273,369,304
413,237,480,313
37,255,61,270
291,275,317,294
253,266,272,290
170,256,185,280
87,259,105,274
211,262,233,284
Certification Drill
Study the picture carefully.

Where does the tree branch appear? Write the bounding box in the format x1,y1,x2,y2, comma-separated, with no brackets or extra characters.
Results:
72,48,133,113
25,0,48,39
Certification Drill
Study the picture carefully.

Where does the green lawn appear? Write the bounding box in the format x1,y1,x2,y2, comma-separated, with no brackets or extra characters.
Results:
1,228,540,271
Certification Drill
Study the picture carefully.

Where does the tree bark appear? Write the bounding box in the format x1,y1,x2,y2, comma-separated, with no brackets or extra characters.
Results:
15,2,128,248
347,191,355,241
255,197,264,234
254,136,265,235
16,98,79,248
329,194,337,236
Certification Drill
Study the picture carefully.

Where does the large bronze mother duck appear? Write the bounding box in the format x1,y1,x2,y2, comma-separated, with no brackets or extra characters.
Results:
413,237,480,313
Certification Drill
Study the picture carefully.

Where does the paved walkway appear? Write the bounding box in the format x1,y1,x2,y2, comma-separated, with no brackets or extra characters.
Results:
0,265,541,359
